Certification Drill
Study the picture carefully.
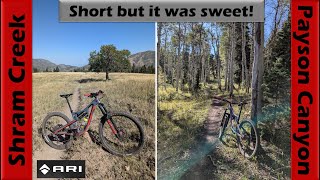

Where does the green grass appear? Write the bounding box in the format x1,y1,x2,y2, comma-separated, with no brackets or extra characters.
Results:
157,76,290,180
157,84,212,178
211,121,290,179
196,102,291,180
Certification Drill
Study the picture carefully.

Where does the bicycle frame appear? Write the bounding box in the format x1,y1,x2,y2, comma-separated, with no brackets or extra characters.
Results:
52,97,119,137
223,102,245,137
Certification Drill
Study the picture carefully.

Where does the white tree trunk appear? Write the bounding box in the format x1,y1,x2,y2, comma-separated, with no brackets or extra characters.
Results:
241,23,246,88
229,23,235,94
176,23,182,92
216,38,221,90
251,22,264,124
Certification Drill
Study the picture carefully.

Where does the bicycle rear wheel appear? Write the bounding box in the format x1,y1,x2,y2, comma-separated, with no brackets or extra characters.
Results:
42,112,74,150
237,120,258,158
99,111,145,156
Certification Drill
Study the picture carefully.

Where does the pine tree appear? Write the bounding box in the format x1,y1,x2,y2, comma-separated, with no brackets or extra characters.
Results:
263,16,291,104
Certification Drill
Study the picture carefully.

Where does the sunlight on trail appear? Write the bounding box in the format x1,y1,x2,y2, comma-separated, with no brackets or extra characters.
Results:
159,140,219,180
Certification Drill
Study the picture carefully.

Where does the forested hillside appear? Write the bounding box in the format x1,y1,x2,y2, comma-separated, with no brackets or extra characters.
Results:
33,50,155,76
33,59,78,72
88,45,155,80
129,50,155,67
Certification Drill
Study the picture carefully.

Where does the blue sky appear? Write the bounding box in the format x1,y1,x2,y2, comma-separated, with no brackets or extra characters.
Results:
33,0,155,66
33,0,284,66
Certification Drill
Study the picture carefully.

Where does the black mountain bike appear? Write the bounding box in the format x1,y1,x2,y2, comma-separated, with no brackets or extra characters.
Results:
41,90,145,156
215,97,258,158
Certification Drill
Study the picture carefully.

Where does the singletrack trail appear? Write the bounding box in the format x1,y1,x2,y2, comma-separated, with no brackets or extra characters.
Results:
179,99,224,179
159,99,225,180
32,87,80,179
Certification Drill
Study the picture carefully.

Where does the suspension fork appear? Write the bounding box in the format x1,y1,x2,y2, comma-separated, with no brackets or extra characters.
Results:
99,103,120,136
238,104,243,123
221,109,227,126
222,108,231,127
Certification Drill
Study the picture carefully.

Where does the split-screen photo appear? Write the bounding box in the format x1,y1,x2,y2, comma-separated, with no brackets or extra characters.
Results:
29,0,292,179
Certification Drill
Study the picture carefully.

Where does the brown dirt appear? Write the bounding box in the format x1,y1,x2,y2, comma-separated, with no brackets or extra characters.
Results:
158,99,224,180
32,86,80,179
203,100,225,143
179,99,224,180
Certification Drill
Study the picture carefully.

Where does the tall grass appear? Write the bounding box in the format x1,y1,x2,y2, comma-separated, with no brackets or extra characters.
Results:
33,72,155,179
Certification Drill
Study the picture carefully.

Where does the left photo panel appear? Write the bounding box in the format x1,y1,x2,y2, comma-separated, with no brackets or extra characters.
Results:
32,0,155,179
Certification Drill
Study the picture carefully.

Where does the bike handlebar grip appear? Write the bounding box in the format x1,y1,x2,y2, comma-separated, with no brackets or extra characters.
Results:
83,90,104,98
238,102,248,106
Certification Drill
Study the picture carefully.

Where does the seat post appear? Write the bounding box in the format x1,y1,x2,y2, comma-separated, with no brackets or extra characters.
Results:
65,97,73,113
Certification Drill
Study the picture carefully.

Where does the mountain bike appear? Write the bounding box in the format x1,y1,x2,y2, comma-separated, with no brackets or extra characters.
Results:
41,90,145,156
214,97,258,158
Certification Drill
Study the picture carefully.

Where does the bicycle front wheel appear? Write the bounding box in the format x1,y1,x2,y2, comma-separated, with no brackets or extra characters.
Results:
99,111,145,156
237,120,258,158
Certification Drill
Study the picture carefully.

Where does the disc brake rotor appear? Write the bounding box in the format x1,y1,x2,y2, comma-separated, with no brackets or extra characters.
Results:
49,124,66,142
117,128,127,141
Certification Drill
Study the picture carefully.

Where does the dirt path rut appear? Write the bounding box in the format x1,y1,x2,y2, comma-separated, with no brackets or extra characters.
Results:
159,99,225,180
179,99,224,179
32,87,80,179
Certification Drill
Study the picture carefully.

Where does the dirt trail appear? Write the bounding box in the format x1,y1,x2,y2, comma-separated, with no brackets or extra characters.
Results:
32,87,80,179
159,99,225,180
178,99,224,180
177,99,224,179
203,100,225,143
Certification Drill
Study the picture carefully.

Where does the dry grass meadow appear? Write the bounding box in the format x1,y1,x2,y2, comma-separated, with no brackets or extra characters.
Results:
33,72,155,179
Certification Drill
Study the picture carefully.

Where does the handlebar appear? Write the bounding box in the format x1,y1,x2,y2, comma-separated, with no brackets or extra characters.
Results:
213,96,249,106
84,90,104,98
213,96,232,104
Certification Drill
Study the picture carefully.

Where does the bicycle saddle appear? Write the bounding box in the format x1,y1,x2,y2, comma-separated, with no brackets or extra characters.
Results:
60,93,73,98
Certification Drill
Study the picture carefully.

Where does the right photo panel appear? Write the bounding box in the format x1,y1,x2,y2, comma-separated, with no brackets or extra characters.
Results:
157,21,291,179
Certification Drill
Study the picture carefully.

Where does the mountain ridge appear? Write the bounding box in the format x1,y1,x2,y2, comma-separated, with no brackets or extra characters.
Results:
33,50,155,72
128,50,155,67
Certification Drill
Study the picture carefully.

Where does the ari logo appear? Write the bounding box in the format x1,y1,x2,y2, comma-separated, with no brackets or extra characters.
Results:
37,160,85,178
39,164,50,175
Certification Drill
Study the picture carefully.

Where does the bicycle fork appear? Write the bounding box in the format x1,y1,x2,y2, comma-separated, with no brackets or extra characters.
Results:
99,103,121,138
101,114,126,140
221,109,230,127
